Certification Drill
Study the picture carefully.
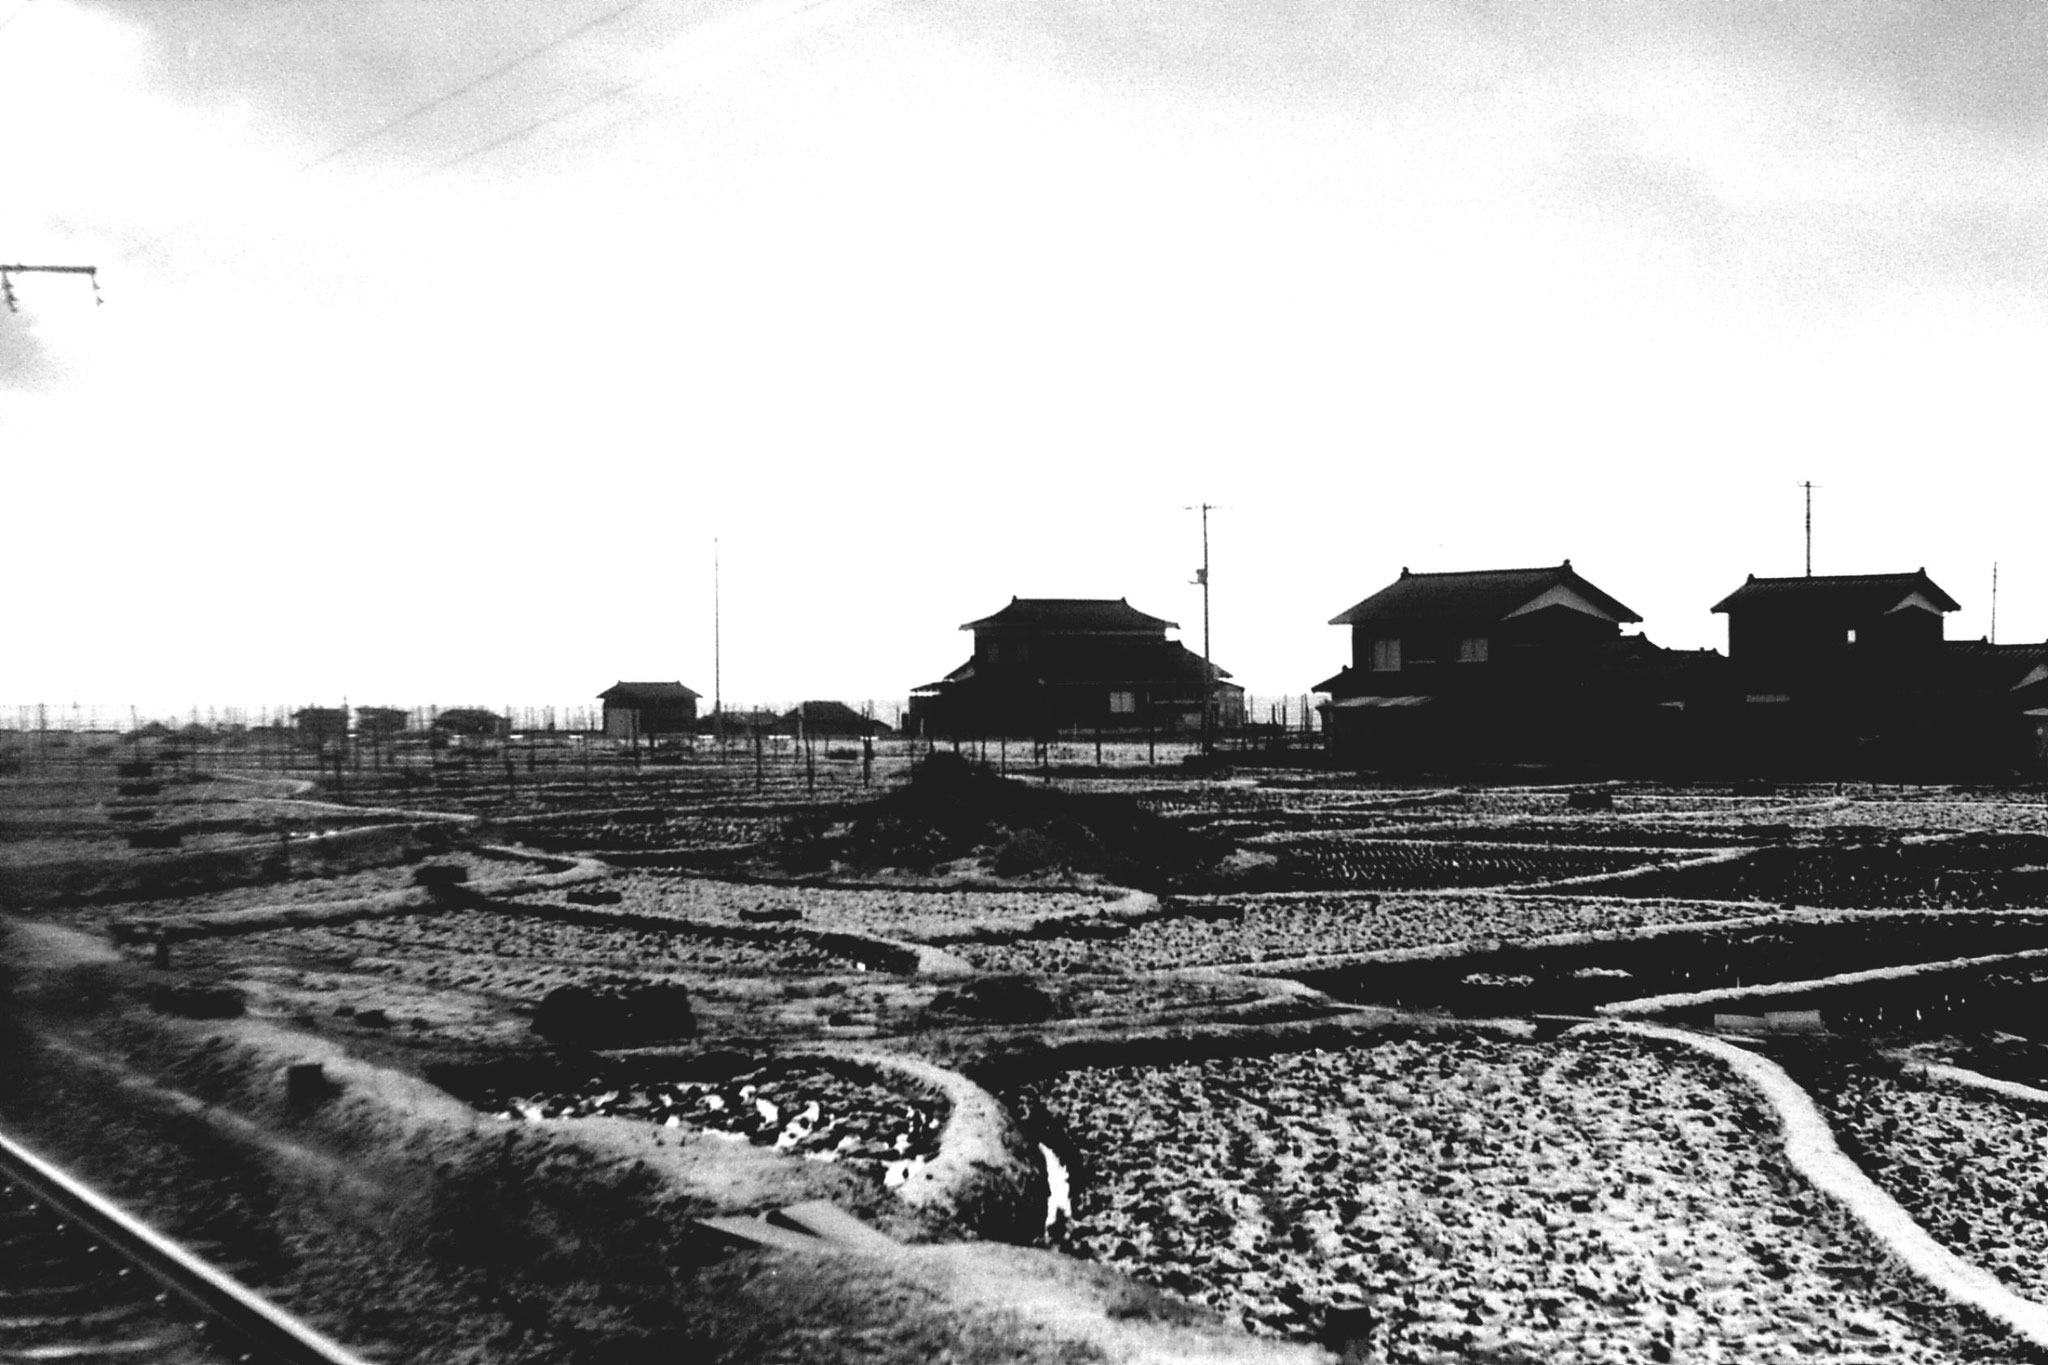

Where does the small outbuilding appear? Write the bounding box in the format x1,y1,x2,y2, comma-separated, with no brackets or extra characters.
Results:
775,701,893,738
291,706,350,745
598,681,701,740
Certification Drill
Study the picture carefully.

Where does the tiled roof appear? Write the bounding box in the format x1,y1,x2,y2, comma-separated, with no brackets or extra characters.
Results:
1329,563,1640,626
920,641,1236,691
1942,640,2048,693
598,681,701,702
1035,639,1235,687
1710,571,1960,615
962,597,1177,633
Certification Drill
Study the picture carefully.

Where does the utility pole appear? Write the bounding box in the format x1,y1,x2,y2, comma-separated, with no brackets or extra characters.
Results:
1,264,101,311
1799,481,1818,576
1991,562,2000,645
713,537,723,753
1188,503,1215,754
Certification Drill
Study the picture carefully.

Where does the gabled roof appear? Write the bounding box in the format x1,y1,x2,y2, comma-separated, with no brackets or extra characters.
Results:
1711,571,1960,616
917,641,1237,692
962,597,1177,633
1035,639,1235,687
1943,641,2048,694
1329,562,1640,627
709,708,781,732
598,680,701,702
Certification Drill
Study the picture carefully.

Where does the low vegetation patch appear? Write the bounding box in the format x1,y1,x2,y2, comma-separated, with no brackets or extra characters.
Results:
760,753,1232,889
531,980,697,1046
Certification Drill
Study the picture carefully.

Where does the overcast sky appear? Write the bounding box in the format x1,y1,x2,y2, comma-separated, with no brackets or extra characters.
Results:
3,0,2043,722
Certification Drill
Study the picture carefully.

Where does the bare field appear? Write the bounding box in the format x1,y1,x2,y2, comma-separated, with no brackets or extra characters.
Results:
7,738,2048,1363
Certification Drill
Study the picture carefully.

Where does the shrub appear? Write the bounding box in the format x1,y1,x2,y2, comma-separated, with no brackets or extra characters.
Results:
923,974,1060,1025
146,982,245,1019
413,862,470,888
532,982,697,1047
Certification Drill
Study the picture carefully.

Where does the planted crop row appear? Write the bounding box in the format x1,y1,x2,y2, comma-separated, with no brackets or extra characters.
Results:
953,893,1758,976
1569,835,2048,908
1258,836,1663,891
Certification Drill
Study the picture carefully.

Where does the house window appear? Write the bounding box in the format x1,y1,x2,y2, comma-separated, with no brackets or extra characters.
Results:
1108,690,1137,715
1458,635,1490,663
1846,628,1858,645
1371,638,1402,672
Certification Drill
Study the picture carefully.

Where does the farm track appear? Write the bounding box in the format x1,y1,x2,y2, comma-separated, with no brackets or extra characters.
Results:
0,1124,374,1365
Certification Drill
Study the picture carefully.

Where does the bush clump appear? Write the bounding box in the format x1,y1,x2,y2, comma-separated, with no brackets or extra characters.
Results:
146,982,246,1019
769,751,1228,889
532,981,697,1047
922,973,1062,1025
413,862,470,888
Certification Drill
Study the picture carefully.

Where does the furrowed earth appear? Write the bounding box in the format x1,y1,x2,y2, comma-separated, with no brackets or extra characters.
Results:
6,733,2048,1364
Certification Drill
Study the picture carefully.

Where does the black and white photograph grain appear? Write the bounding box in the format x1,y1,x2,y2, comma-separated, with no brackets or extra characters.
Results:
5,1,2048,1361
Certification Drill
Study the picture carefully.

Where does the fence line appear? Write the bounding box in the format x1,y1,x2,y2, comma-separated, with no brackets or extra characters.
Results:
1,695,1321,738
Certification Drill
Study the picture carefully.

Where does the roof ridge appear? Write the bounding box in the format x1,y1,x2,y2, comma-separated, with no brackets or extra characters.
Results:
1394,563,1571,580
1742,570,1933,585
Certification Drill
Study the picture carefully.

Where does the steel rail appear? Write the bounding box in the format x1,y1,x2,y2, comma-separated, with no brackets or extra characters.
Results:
0,1123,378,1365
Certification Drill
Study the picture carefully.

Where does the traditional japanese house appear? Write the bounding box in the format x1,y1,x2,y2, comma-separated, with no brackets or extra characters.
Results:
1709,570,1962,772
1314,562,1714,769
907,597,1242,740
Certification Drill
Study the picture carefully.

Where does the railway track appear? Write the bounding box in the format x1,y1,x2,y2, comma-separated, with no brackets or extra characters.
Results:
0,1124,376,1365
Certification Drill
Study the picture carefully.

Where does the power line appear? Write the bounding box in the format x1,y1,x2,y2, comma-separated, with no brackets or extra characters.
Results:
299,0,665,174
430,0,852,174
114,0,670,272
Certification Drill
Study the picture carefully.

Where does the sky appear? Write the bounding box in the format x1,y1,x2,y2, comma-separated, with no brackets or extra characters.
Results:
3,0,2044,723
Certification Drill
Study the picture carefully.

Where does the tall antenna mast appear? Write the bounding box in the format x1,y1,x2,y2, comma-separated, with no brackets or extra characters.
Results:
1799,480,1818,576
713,538,723,743
1991,561,1999,645
1187,503,1215,754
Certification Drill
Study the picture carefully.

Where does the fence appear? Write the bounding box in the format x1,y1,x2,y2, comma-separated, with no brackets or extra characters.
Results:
2,695,1319,739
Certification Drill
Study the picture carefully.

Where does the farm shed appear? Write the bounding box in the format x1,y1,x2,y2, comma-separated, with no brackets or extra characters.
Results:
701,708,779,739
1314,563,1713,771
1930,643,2048,778
774,701,892,738
291,706,349,744
908,597,1242,740
2017,663,2048,771
599,681,700,740
431,707,509,738
353,706,409,737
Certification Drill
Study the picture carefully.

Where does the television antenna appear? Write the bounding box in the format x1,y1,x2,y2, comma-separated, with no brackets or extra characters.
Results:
1185,503,1217,752
1,263,101,312
1797,480,1820,576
